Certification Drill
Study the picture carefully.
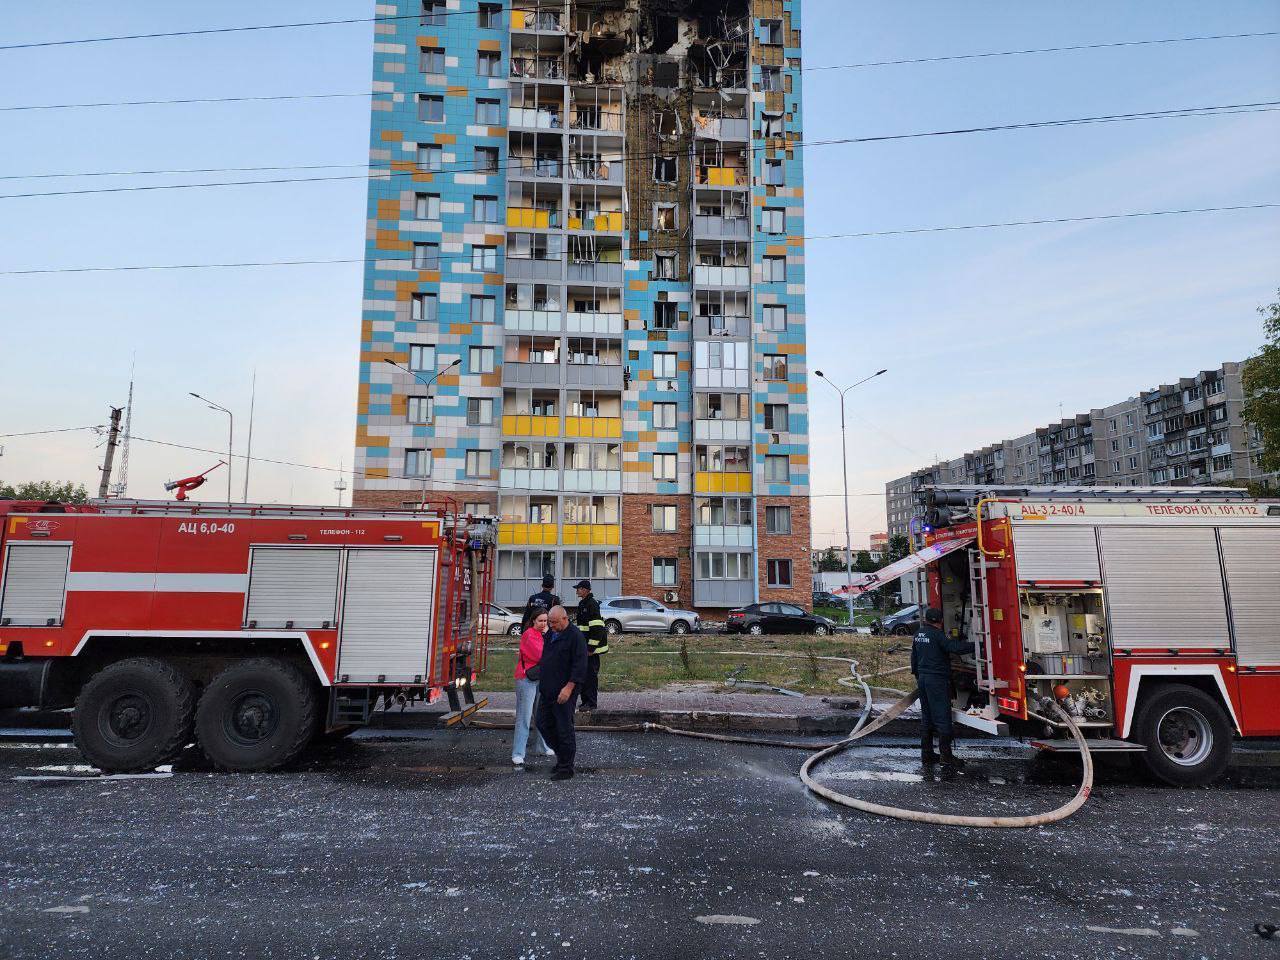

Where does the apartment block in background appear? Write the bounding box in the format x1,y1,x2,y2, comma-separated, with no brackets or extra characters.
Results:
885,360,1274,536
353,0,812,615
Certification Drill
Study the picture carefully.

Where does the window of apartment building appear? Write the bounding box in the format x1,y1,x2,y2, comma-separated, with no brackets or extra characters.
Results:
1205,377,1224,396
1111,462,1121,474
653,402,677,429
654,251,678,280
1172,463,1189,480
1212,454,1232,472
1127,436,1136,449
466,397,494,426
764,158,784,185
1129,456,1139,470
762,112,784,137
419,46,445,74
653,156,678,183
762,207,785,233
1068,466,1081,480
653,302,678,330
470,295,496,324
1109,418,1117,434
475,98,501,125
475,146,500,172
418,95,444,123
1146,422,1163,440
652,505,677,533
764,354,788,381
464,502,491,516
765,455,790,483
409,344,435,372
766,559,793,588
417,144,443,171
763,255,786,282
653,558,678,586
509,232,562,261
760,66,783,92
1187,410,1207,428
412,242,440,270
1209,405,1228,424
1188,435,1205,452
697,497,751,527
465,450,493,478
407,396,434,424
1110,439,1120,452
414,192,441,221
698,552,752,580
653,352,677,379
411,293,438,322
474,195,499,222
653,453,677,481
763,305,787,331
766,505,792,535
1083,463,1095,478
472,246,498,271
763,403,789,432
1125,412,1134,426
478,3,501,28
477,50,501,77
421,0,446,25
469,346,495,374
405,449,431,478
655,203,678,231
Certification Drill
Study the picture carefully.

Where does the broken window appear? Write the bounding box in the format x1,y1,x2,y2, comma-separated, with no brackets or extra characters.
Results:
761,19,783,45
762,112,784,138
654,252,678,280
764,158,784,185
652,302,678,330
760,66,783,92
653,156,678,184
655,204,678,231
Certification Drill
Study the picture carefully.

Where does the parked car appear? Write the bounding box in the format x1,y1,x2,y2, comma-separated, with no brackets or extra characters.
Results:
725,602,837,636
484,602,525,637
873,604,921,636
811,591,842,608
600,596,700,635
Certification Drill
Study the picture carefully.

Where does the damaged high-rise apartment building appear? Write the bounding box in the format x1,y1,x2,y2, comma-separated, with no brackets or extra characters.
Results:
353,0,812,614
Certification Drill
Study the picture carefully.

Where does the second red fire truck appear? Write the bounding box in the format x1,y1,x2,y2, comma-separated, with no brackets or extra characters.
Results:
0,498,496,773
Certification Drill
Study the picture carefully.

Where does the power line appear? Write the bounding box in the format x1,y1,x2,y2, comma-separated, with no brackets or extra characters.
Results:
1,201,1275,276
0,92,374,113
0,425,103,438
3,99,1276,199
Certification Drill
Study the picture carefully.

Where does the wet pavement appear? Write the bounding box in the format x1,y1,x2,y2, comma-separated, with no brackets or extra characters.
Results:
1,728,1277,959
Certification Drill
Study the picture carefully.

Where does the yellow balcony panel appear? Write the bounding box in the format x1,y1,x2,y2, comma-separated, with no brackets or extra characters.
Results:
568,216,583,230
695,472,753,494
499,523,559,545
565,416,621,438
562,524,621,546
502,414,560,437
590,212,624,232
506,207,552,229
511,9,528,29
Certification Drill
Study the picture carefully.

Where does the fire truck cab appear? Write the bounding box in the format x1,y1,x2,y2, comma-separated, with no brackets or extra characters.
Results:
853,487,1280,786
0,499,497,773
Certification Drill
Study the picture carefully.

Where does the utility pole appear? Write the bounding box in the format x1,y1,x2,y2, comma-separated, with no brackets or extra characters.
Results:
242,369,256,503
334,460,349,506
98,406,123,499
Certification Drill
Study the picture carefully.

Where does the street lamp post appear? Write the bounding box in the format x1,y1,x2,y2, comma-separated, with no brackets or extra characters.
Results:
383,356,461,506
813,368,888,624
189,392,234,504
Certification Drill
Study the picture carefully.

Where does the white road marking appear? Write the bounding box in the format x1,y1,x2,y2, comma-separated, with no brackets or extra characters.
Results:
42,906,89,914
824,770,924,783
1086,926,1160,937
696,915,760,926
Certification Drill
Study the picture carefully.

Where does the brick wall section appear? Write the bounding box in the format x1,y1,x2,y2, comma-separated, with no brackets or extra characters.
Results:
757,496,813,607
620,494,693,606
352,489,497,513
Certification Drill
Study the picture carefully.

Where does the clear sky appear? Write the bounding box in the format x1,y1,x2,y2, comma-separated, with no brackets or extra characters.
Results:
1,1,1278,546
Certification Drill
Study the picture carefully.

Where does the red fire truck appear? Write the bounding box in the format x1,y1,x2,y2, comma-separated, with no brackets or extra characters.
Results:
0,498,497,773
843,486,1280,786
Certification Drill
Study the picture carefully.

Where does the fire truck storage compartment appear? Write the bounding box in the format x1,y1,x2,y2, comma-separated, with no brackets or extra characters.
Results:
1219,527,1280,667
338,548,438,683
1021,589,1114,726
1098,526,1231,649
0,542,71,627
244,547,342,628
1011,524,1101,583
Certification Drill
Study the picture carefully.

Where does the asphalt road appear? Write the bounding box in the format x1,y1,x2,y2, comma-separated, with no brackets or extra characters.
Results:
1,728,1277,960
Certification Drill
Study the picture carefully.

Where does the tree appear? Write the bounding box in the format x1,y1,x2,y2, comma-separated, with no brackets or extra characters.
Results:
1242,290,1280,476
0,480,90,503
816,547,845,572
853,550,877,573
880,534,912,567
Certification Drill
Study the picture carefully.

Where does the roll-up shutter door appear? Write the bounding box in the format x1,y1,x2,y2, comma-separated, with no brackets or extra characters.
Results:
245,548,341,628
338,548,437,683
1,544,71,626
1011,524,1101,582
1099,527,1229,649
1219,527,1280,667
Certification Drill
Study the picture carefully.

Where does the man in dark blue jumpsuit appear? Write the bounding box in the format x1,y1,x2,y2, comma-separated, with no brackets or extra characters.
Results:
536,605,589,781
911,607,970,770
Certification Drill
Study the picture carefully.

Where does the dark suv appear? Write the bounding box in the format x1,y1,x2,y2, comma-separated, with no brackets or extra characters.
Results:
873,604,921,636
726,602,836,636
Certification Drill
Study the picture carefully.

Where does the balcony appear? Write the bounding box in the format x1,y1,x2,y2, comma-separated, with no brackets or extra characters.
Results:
566,311,623,335
568,211,624,232
499,523,559,545
694,418,751,442
564,416,621,439
569,107,624,133
1211,442,1232,457
562,468,621,493
694,366,749,390
509,107,562,130
561,524,621,546
568,159,624,185
502,414,560,437
565,362,623,389
694,314,750,338
509,157,563,181
510,56,565,81
511,8,564,32
500,467,559,491
693,578,754,607
692,115,750,141
506,207,560,229
504,308,561,332
567,261,623,284
695,167,748,188
502,362,561,387
694,524,755,548
692,265,750,288
692,215,750,242
695,472,752,494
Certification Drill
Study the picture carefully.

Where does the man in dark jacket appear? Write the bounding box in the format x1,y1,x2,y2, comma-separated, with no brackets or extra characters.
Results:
911,606,970,770
536,605,589,780
522,575,560,629
573,579,608,711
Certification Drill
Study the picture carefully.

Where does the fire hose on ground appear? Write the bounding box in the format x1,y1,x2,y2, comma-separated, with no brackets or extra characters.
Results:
471,650,1096,828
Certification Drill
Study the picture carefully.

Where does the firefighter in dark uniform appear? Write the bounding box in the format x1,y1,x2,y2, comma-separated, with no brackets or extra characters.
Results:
522,575,560,629
573,579,608,711
911,607,970,770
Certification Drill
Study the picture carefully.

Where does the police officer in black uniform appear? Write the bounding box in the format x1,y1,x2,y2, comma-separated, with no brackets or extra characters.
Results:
522,575,560,629
911,607,970,770
572,579,608,711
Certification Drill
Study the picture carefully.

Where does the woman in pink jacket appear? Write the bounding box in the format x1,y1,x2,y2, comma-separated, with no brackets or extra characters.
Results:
512,610,556,766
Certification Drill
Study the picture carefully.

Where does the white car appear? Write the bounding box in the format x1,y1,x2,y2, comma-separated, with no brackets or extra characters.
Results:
483,602,525,637
600,596,700,635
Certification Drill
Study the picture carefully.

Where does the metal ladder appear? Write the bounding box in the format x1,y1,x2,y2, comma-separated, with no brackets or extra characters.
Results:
967,549,1005,692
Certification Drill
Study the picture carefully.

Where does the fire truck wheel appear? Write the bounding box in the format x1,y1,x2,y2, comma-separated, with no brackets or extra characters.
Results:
195,658,319,772
72,657,196,773
1132,684,1232,787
